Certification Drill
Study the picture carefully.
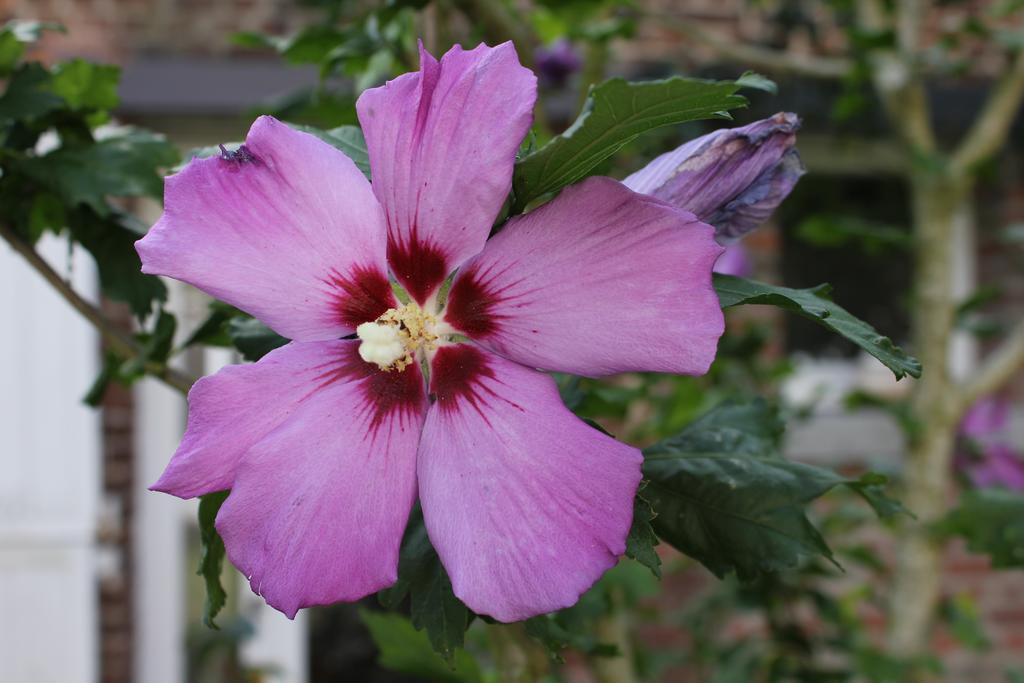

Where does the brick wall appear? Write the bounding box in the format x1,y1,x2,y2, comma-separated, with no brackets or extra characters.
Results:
97,300,136,683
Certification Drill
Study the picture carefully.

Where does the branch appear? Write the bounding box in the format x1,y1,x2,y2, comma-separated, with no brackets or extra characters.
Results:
951,50,1024,175
955,318,1024,419
656,15,854,80
856,0,936,154
0,223,196,395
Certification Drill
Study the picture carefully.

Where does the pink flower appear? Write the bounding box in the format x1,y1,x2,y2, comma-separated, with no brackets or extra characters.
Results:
137,43,724,622
955,397,1024,492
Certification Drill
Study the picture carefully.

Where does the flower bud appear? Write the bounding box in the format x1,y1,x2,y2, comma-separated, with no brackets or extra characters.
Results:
624,112,805,243
536,39,582,88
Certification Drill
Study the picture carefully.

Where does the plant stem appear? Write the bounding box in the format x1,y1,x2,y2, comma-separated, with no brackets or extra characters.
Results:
592,586,638,683
887,174,969,677
0,222,195,395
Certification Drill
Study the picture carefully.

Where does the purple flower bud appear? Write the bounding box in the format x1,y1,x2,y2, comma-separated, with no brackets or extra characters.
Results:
536,39,582,88
712,242,752,277
624,113,805,243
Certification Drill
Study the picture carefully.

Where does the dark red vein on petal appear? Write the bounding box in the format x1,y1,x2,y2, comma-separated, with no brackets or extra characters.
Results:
313,344,426,437
429,344,502,422
325,265,396,328
387,230,448,305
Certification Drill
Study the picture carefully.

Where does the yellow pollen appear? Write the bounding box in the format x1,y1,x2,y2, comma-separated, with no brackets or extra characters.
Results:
356,303,439,371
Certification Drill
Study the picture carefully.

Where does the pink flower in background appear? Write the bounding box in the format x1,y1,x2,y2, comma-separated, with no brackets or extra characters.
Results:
624,112,804,244
137,43,725,621
955,396,1024,492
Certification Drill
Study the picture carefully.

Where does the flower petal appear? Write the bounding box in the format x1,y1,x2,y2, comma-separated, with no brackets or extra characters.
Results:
443,177,725,377
357,42,536,303
137,116,394,341
623,113,803,242
215,341,427,618
152,341,358,499
418,344,642,622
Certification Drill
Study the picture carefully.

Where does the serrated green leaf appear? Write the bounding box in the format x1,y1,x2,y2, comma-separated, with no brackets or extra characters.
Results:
938,489,1024,568
735,71,778,94
360,610,482,683
625,491,661,578
642,400,908,580
512,76,746,210
714,274,922,380
0,32,24,76
643,450,841,579
50,59,120,111
0,21,64,75
28,193,65,242
843,472,911,520
644,397,784,459
227,317,288,361
0,63,63,122
21,128,179,214
198,491,230,629
379,515,471,662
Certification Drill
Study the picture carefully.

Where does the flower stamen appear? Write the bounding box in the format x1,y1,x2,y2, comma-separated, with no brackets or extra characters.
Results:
356,302,440,371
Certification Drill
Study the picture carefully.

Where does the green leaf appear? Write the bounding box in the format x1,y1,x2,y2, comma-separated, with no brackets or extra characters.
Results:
844,472,911,520
644,397,784,459
0,63,63,122
287,123,370,178
360,610,482,683
939,489,1024,568
121,310,176,377
49,59,120,111
28,193,66,242
714,274,922,380
511,76,747,210
735,71,778,94
378,515,471,662
643,449,840,579
197,491,230,629
182,302,238,349
940,593,991,651
625,491,661,578
68,209,167,318
227,317,288,361
555,373,584,411
83,351,120,407
642,400,907,579
21,128,179,214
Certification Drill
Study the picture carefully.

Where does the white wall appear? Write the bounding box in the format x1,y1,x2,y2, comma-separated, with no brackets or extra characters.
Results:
0,235,101,683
